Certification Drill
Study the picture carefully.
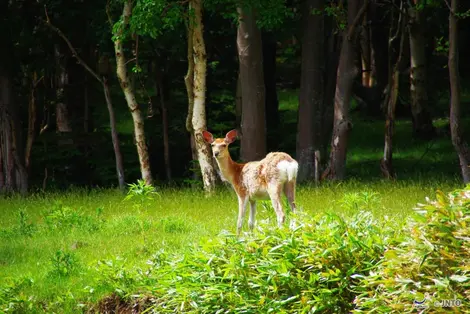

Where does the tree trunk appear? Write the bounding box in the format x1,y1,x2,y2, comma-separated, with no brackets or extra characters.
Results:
360,13,372,87
25,72,41,173
235,71,242,132
448,0,470,183
297,0,325,182
324,0,362,181
0,73,28,195
322,16,341,163
381,4,406,179
46,17,126,191
113,0,153,186
103,78,126,190
54,43,72,133
155,69,172,181
237,6,266,162
408,2,435,139
185,0,218,193
262,32,279,152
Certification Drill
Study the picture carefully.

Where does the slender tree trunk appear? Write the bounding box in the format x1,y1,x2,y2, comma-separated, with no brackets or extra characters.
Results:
25,72,41,173
103,78,126,190
237,6,266,162
185,0,218,192
262,32,279,152
46,17,126,191
297,0,325,182
321,16,341,163
155,69,172,181
360,13,372,88
448,0,470,183
84,74,89,133
54,44,72,133
113,0,153,186
235,71,242,132
408,2,435,139
324,0,363,180
381,5,406,179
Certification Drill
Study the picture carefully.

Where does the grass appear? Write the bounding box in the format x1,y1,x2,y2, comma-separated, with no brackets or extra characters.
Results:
0,180,461,311
1,88,468,312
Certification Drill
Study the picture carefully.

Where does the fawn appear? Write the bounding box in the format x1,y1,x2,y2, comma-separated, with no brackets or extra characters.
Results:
203,129,298,235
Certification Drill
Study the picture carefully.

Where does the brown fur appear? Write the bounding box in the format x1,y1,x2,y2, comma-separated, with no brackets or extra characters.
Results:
203,130,299,235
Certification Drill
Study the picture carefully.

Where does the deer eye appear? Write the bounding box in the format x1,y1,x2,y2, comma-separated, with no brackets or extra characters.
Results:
221,144,227,148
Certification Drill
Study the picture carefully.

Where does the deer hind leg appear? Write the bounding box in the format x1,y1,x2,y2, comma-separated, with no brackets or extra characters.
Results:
283,180,297,212
268,182,285,226
237,195,248,236
248,200,256,231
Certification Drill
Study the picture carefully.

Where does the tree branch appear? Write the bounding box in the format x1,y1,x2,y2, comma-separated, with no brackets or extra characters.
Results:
43,7,103,84
347,0,370,40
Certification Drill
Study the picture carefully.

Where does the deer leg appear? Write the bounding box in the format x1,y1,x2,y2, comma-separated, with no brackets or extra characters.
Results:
237,195,248,236
248,200,256,231
268,183,285,226
283,181,297,212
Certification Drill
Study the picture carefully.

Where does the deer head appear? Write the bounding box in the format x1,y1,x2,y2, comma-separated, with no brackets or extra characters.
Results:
203,129,237,159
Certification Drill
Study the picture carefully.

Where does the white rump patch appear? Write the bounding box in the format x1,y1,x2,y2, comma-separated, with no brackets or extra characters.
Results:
277,160,299,182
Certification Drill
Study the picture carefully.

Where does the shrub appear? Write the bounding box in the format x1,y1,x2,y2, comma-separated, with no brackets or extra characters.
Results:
353,185,470,313
42,202,102,232
91,211,394,313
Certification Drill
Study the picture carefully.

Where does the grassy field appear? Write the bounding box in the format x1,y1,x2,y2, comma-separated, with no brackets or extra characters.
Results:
1,89,468,311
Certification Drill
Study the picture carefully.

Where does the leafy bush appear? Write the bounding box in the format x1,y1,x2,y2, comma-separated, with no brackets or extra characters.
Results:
42,202,102,232
91,211,394,313
353,185,470,313
49,250,81,278
0,277,35,313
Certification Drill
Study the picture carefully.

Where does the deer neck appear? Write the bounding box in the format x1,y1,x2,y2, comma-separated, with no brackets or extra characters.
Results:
215,153,243,185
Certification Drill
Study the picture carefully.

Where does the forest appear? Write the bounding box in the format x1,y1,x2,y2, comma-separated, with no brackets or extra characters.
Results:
1,0,470,312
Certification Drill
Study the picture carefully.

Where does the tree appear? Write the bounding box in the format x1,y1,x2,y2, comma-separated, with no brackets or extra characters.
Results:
296,0,324,182
408,0,436,139
45,15,126,191
237,5,266,162
185,0,219,193
381,1,406,179
110,0,153,186
323,0,366,180
448,0,470,183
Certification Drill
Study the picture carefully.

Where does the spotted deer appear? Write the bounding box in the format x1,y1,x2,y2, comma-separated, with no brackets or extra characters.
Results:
203,129,298,235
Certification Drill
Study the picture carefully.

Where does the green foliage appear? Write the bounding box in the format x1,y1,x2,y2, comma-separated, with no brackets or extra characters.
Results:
338,191,381,212
353,185,470,313
49,250,81,278
130,0,184,38
0,277,35,313
88,211,392,313
124,179,160,209
43,202,102,232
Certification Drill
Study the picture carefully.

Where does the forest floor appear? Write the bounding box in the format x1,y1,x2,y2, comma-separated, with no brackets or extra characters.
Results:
1,90,468,311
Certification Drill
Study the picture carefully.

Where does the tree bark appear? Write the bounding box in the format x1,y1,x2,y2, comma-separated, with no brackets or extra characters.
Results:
25,72,41,173
448,0,470,183
113,0,153,186
237,6,266,162
381,4,406,179
297,0,325,182
186,0,218,192
46,17,126,191
324,0,362,181
54,43,72,133
155,68,172,181
408,1,435,139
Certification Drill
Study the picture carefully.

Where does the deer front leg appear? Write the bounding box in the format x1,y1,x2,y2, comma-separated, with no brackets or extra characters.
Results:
237,195,248,236
248,200,256,231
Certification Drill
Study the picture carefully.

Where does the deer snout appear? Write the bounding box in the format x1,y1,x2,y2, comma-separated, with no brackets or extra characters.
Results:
214,151,220,157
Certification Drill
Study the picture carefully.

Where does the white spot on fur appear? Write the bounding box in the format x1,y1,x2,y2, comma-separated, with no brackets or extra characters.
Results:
277,160,298,182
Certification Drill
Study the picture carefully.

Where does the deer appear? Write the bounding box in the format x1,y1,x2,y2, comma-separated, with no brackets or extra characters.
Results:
202,129,298,235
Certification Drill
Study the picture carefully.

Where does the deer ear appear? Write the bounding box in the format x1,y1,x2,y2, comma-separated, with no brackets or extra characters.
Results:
202,131,214,144
225,129,238,144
